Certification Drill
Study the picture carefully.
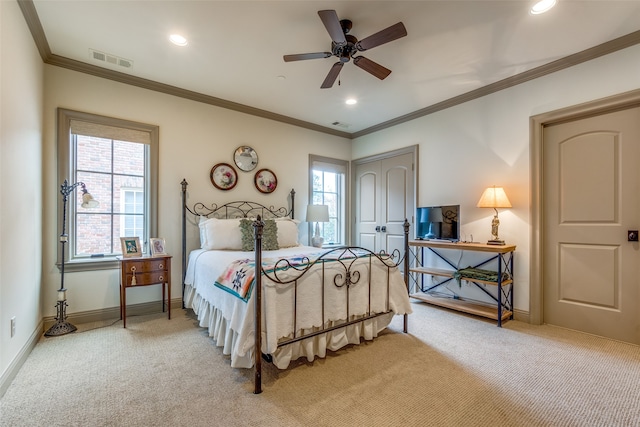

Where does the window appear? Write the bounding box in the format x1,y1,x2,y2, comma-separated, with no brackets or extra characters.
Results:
309,155,348,246
57,109,158,271
120,188,145,237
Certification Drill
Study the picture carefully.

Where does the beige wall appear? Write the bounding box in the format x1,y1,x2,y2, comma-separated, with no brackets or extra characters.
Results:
3,0,640,396
0,0,44,390
353,44,640,313
42,66,351,316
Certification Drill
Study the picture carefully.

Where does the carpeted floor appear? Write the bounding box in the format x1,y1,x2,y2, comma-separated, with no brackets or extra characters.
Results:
1,302,640,426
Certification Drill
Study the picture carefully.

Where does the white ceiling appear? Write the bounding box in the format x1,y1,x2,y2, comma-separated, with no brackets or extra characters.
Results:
29,0,640,136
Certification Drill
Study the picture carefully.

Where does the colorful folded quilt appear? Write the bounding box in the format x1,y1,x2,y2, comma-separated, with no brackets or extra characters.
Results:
215,258,256,301
214,254,315,302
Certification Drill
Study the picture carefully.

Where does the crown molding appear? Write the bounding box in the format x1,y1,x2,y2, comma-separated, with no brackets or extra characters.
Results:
352,30,640,138
18,0,640,140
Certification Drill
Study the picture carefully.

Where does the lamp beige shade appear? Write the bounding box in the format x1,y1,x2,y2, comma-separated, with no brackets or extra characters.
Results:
306,204,329,222
477,186,512,209
306,205,329,248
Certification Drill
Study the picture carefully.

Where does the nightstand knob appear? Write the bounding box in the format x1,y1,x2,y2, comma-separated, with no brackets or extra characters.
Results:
159,263,164,269
158,276,163,281
130,266,137,272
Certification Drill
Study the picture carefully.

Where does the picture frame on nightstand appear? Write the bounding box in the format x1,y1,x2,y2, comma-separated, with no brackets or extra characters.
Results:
120,237,142,258
150,237,167,256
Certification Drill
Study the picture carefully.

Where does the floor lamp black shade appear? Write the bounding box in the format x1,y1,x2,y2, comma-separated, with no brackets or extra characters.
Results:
45,180,98,337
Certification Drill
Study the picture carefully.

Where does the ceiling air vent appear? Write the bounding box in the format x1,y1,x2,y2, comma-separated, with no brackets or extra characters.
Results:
91,50,106,61
331,121,350,129
118,58,132,68
90,49,133,69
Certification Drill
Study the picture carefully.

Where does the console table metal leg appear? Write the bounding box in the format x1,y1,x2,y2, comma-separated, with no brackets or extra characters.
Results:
497,253,503,327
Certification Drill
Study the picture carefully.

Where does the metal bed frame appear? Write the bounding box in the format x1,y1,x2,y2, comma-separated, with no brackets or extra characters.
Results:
181,180,410,393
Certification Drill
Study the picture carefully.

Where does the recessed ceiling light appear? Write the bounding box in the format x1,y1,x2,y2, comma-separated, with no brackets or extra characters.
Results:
169,34,188,46
345,98,357,105
530,0,557,15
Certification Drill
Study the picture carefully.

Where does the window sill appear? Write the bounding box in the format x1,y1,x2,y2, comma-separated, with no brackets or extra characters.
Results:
56,257,120,272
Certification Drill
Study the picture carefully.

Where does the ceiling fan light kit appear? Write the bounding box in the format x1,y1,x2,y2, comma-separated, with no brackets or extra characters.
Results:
283,10,407,89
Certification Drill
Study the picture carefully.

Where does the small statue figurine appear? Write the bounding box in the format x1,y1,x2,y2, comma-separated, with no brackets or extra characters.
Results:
491,215,500,240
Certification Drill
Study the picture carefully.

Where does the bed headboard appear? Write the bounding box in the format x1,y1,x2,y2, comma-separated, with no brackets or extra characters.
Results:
180,179,295,305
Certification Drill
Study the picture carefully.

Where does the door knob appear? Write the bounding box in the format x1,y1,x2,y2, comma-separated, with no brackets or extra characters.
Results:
629,230,638,242
375,226,381,232
381,226,387,232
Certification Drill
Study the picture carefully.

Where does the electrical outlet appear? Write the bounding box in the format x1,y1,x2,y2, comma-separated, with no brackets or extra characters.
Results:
10,317,16,337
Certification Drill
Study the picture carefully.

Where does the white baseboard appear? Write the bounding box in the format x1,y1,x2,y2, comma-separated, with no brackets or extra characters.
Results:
0,319,42,398
42,298,183,331
513,308,530,323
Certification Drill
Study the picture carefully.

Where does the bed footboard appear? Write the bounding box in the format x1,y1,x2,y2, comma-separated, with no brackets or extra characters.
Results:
252,216,410,394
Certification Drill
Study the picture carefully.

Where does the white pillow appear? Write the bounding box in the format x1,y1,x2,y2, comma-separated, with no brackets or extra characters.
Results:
275,218,300,248
198,216,209,249
198,218,243,250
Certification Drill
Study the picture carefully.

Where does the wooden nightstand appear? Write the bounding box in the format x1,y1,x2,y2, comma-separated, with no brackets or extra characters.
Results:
118,254,172,328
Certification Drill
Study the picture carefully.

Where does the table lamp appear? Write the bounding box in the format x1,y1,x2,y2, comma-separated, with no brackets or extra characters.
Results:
306,204,329,248
477,186,511,245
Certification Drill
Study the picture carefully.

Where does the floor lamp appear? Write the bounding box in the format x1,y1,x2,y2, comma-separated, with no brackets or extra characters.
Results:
45,180,99,337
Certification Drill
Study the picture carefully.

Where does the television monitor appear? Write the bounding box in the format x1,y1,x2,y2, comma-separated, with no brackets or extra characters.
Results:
416,205,460,241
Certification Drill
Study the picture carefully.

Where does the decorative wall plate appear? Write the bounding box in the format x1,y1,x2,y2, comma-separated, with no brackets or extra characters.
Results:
234,146,258,172
254,168,277,193
210,163,238,190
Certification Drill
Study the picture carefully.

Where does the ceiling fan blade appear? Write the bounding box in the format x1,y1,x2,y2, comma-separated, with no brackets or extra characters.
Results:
353,56,392,80
318,10,347,45
321,62,344,89
356,22,407,51
284,52,332,62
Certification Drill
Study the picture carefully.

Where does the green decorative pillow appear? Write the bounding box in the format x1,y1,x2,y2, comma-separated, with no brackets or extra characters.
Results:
239,219,279,251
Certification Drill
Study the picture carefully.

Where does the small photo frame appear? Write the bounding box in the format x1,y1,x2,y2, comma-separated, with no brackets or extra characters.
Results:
150,237,167,256
120,237,142,258
254,168,277,193
210,162,238,191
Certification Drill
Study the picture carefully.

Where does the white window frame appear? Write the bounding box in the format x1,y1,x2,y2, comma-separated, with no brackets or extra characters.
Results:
57,108,158,271
120,187,145,237
309,155,349,246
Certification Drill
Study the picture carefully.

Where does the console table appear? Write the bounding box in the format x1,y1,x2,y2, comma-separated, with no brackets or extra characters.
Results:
409,240,515,326
118,254,172,328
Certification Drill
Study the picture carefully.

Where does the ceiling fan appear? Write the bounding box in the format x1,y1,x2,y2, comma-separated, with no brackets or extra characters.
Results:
283,10,407,89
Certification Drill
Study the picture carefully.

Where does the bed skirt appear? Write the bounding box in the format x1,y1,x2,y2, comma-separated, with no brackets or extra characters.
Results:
184,283,395,369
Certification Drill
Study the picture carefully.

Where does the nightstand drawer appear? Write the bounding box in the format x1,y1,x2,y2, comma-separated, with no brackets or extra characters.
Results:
124,259,168,273
125,272,168,286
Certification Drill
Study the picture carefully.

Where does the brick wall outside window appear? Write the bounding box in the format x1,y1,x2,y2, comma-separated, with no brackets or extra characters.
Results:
74,135,145,256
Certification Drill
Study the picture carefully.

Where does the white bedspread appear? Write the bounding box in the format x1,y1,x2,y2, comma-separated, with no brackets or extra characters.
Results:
184,246,412,369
